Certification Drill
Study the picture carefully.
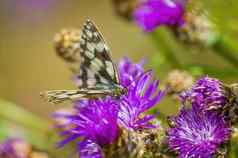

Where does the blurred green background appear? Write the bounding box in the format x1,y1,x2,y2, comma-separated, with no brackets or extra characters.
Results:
0,0,237,118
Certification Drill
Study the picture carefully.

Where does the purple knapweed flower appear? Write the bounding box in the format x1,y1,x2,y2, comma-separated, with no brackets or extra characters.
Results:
118,71,163,130
180,76,228,111
133,0,186,32
0,138,31,158
118,57,145,87
118,57,163,130
167,106,231,158
78,139,102,158
58,99,119,158
56,57,163,157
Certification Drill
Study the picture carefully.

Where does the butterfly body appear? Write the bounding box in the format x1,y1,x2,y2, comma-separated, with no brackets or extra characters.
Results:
42,19,127,104
110,84,127,98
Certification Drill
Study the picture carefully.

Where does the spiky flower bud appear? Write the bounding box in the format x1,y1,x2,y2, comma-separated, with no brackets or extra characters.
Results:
222,83,238,124
112,0,139,20
165,70,194,95
173,12,218,45
105,127,167,158
54,28,81,63
180,76,228,111
180,76,238,124
229,84,238,99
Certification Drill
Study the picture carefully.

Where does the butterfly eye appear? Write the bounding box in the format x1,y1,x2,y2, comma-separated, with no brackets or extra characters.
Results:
122,88,128,95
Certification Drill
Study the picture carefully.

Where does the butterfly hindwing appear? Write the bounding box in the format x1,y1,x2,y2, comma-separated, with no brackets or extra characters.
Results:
77,20,119,88
41,89,113,104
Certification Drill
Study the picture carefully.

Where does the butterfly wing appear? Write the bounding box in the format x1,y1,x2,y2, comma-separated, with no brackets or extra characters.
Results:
41,20,123,104
41,89,112,104
76,19,120,88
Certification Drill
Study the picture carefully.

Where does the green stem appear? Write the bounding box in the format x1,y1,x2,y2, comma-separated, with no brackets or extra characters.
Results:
212,35,238,68
0,100,50,132
150,29,182,69
186,64,238,78
0,100,61,154
230,138,238,158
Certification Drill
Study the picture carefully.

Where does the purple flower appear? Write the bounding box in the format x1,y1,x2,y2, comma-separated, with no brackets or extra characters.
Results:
118,57,163,130
167,106,231,158
180,76,228,111
58,99,119,158
78,139,103,158
0,138,31,158
133,0,186,32
56,57,163,157
118,71,163,130
118,57,145,87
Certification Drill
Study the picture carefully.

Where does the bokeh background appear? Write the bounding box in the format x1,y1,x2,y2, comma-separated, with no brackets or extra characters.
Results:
0,0,237,118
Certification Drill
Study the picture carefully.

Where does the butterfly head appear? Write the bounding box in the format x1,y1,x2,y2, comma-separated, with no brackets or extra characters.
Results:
112,85,127,98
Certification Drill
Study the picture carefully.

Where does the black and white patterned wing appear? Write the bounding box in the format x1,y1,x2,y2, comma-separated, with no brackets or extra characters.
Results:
77,19,120,89
41,89,112,104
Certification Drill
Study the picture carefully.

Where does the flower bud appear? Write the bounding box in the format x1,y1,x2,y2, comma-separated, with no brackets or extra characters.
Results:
54,28,81,63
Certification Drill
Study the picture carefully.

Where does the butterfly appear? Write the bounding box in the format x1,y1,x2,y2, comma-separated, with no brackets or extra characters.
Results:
41,19,127,104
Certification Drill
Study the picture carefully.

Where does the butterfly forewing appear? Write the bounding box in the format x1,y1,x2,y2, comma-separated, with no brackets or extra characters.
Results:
41,88,113,104
77,20,120,88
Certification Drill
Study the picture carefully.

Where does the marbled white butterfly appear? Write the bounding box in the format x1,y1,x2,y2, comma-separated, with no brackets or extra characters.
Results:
41,19,127,104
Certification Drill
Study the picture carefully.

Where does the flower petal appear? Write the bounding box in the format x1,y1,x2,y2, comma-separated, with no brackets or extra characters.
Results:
78,139,103,158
